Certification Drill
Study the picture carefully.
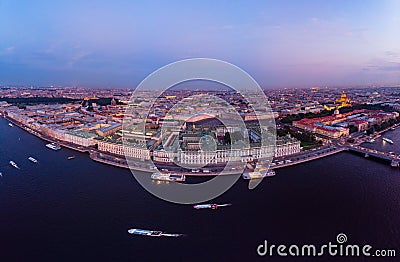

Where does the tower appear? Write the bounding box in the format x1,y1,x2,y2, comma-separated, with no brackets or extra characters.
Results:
111,97,117,106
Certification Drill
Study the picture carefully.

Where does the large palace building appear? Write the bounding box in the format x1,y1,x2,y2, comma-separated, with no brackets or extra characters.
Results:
96,115,301,166
97,134,300,165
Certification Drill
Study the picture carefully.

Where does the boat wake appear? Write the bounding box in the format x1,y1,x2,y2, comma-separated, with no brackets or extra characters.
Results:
160,233,184,237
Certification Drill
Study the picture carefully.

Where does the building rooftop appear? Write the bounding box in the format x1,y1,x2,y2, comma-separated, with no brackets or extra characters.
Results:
66,130,98,139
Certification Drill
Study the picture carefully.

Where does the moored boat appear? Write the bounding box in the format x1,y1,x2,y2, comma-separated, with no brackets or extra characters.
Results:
366,138,375,143
382,137,394,144
151,172,185,182
46,143,61,150
242,168,275,180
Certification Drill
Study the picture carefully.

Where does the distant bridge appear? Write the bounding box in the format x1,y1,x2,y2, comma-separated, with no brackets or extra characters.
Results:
347,146,400,167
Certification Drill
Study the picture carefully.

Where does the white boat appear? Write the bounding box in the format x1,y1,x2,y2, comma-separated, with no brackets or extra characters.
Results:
242,168,275,180
128,229,183,237
0,172,2,177
193,203,232,210
28,157,38,163
151,173,185,182
46,143,61,150
8,123,13,127
9,161,19,169
382,137,394,144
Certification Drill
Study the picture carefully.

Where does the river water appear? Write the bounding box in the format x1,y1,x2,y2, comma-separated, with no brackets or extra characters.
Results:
0,117,399,261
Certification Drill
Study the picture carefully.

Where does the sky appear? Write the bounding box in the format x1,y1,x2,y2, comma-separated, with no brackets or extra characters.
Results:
0,0,399,88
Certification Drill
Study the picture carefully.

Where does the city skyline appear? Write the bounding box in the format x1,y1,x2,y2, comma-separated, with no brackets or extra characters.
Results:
0,1,400,88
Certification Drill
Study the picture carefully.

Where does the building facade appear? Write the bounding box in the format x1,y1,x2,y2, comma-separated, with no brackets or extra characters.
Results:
97,139,151,160
64,130,98,147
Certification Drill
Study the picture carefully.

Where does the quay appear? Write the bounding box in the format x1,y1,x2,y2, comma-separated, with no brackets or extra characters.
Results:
2,113,399,174
3,115,89,153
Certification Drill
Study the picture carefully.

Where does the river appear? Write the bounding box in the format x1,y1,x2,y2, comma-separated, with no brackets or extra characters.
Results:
0,117,399,261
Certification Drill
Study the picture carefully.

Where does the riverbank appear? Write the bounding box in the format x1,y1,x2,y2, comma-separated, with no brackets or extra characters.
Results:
3,114,89,153
354,122,400,146
1,113,345,175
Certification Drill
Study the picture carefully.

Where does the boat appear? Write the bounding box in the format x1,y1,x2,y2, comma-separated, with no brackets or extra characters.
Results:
67,156,76,160
168,173,185,181
151,172,185,182
366,138,375,143
8,123,13,127
46,143,61,150
127,229,183,237
9,161,19,169
28,157,38,163
382,137,394,144
193,203,232,210
0,172,2,177
242,167,275,180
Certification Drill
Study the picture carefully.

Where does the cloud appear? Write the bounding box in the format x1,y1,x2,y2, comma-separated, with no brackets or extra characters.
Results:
384,50,400,63
0,46,15,55
363,61,400,72
220,25,234,30
68,51,92,66
376,62,400,71
362,50,400,71
385,50,400,57
5,46,15,52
